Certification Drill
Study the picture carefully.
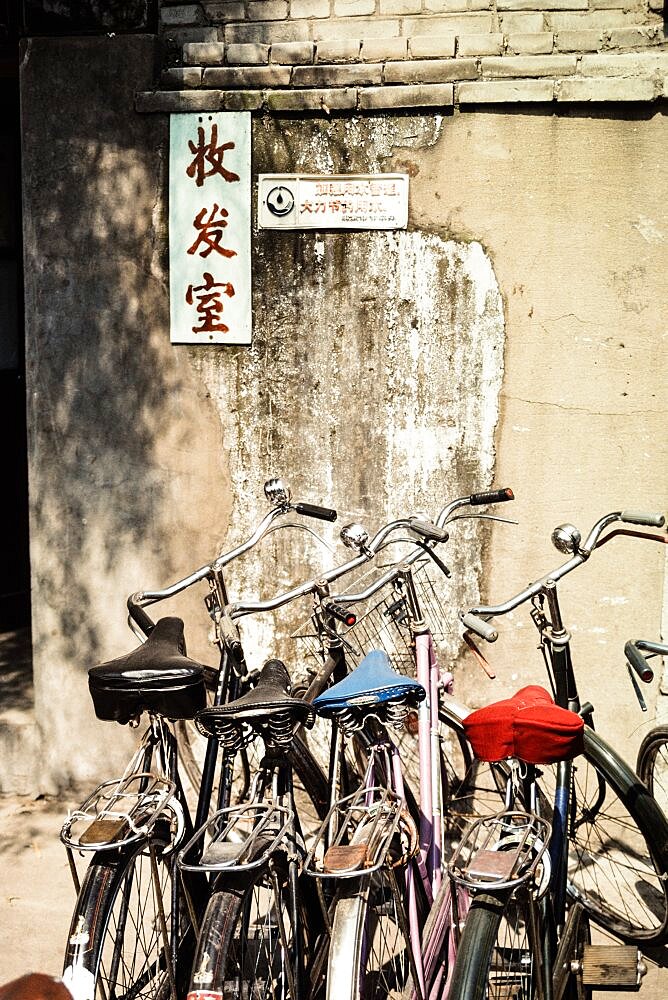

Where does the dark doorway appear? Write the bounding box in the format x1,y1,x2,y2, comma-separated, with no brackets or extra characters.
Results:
0,39,29,632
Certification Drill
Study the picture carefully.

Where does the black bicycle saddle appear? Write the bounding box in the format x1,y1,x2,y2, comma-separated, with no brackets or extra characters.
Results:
88,616,207,724
196,658,314,738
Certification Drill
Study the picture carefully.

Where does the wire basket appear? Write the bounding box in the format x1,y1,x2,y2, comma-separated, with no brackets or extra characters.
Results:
292,557,452,673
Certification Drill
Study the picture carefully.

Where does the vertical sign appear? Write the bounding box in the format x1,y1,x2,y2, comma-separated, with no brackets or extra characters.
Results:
170,112,251,345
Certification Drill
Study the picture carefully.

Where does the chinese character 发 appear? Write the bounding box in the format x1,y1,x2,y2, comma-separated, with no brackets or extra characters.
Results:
187,204,237,259
185,272,235,334
187,124,240,188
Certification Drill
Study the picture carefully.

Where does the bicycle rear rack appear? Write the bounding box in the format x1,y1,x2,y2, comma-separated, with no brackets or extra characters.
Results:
177,802,294,873
447,810,551,893
60,772,178,852
304,785,412,878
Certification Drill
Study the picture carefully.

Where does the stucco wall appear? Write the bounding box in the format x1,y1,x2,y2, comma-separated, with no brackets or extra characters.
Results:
19,32,667,791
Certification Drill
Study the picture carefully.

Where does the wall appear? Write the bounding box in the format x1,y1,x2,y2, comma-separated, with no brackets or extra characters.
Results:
152,0,668,113
20,35,227,789
18,31,668,791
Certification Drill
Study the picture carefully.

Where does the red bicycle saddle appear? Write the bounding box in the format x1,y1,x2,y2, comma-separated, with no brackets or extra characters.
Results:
463,685,584,764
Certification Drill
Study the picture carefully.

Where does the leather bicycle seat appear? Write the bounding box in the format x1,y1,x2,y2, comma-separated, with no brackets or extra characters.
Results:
313,649,426,716
88,617,207,724
195,658,314,737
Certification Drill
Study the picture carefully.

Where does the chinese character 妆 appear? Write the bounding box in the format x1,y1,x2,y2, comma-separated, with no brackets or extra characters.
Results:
187,124,240,188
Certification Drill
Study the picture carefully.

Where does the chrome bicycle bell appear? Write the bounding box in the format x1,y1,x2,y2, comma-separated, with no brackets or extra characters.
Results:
340,523,371,555
551,523,582,555
264,478,292,507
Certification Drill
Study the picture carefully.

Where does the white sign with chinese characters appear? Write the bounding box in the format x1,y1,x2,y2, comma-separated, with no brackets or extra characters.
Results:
170,112,251,345
258,174,409,231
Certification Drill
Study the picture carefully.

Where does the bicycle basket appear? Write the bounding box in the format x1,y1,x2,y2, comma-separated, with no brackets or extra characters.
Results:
292,557,452,673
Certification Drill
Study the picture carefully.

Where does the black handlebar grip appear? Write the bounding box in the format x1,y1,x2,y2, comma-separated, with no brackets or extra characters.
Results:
408,517,449,543
624,640,654,683
294,502,338,522
470,488,515,506
620,510,665,528
127,599,155,636
325,602,357,626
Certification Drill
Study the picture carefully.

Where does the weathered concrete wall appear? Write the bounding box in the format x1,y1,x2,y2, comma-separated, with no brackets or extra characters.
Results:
191,116,505,669
20,35,227,790
19,31,667,791
414,109,668,760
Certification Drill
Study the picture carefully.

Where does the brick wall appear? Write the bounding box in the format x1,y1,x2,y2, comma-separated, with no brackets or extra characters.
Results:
148,0,668,107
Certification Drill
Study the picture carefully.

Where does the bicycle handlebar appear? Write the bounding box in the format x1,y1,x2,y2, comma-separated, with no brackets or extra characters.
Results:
461,509,666,641
624,641,655,684
128,482,338,630
127,482,513,631
228,485,513,617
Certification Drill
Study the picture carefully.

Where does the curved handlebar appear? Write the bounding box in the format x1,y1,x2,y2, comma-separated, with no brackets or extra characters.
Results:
228,486,513,617
127,483,513,629
128,486,338,630
461,508,666,640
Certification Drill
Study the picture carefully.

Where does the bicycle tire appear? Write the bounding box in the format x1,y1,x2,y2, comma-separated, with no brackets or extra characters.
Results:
551,727,668,945
187,853,312,1000
447,888,542,1000
63,822,190,1000
326,866,415,1000
636,724,668,818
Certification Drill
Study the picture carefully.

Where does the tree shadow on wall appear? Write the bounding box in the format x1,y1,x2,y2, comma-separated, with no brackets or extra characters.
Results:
16,35,210,728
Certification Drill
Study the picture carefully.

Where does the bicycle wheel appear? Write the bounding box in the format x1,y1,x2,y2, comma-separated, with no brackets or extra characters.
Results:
636,724,668,818
448,888,542,1000
546,727,668,945
188,855,311,1000
63,823,188,1000
326,866,415,1000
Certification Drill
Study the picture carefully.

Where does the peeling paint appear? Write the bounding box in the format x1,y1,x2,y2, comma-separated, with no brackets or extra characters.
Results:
195,222,505,671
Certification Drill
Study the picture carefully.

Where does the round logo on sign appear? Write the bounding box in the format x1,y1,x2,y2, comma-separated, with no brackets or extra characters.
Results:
266,185,295,217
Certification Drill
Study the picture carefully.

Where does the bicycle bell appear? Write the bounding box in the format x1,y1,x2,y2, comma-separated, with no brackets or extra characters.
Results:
340,523,371,555
551,523,582,555
264,478,292,507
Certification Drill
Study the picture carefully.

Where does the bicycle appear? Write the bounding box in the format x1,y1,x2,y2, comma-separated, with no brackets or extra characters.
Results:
178,656,326,1000
447,683,648,1000
459,508,668,947
60,481,341,1000
633,640,668,812
183,486,517,1000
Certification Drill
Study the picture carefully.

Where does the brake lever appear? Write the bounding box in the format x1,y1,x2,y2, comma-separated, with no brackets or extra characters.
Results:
463,630,496,679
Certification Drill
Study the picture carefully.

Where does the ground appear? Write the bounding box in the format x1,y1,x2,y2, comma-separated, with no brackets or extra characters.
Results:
1,791,667,995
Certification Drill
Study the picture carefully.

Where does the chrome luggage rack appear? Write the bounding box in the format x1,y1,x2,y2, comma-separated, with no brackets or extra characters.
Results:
177,802,294,874
61,772,178,852
447,810,552,893
304,785,410,879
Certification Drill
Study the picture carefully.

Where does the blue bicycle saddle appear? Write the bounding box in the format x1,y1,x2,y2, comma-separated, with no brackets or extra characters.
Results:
313,650,426,716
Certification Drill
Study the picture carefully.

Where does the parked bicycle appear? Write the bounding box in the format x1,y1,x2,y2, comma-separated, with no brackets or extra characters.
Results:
634,640,668,813
180,486,516,1000
451,512,668,1000
60,482,341,1000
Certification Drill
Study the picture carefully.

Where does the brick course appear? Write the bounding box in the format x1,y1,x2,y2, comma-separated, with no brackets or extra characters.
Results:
157,0,667,108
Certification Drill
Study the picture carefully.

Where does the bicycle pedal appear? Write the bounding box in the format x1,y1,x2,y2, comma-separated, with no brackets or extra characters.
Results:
323,844,369,872
577,945,646,989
